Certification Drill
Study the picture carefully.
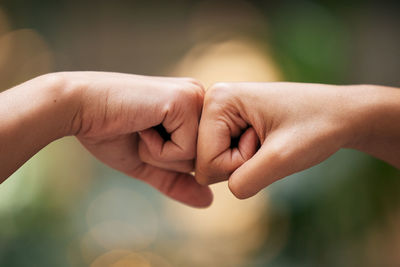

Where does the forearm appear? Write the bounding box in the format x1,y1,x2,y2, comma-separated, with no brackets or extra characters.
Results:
0,73,80,181
346,84,400,168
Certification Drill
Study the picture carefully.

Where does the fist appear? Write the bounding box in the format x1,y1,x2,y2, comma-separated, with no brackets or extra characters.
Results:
196,82,356,199
66,72,212,207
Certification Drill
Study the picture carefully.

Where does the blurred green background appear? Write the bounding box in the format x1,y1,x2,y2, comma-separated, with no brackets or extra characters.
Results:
0,0,400,266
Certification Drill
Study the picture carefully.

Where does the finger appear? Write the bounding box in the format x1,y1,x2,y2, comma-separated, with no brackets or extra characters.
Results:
228,133,293,199
196,111,259,185
126,163,213,208
196,85,245,184
139,91,203,162
162,109,200,160
139,127,194,162
138,134,194,173
81,133,212,207
160,87,204,161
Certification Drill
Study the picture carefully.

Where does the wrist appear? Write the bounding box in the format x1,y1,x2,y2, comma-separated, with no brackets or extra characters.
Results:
0,72,83,179
36,72,83,138
342,85,400,151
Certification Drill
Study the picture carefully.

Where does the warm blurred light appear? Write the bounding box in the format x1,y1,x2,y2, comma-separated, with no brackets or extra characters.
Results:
85,188,158,251
139,252,172,267
91,250,132,267
164,183,268,266
80,232,101,265
168,10,283,261
91,250,150,267
89,221,147,250
170,0,281,87
167,183,268,236
91,250,171,267
171,38,282,87
1,1,399,266
110,254,151,267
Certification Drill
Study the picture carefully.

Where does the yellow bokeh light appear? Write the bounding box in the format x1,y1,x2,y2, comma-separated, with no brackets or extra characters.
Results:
171,38,282,87
168,36,281,241
166,21,285,263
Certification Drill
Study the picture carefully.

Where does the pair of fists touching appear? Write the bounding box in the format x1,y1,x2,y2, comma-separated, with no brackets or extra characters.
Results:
66,72,387,207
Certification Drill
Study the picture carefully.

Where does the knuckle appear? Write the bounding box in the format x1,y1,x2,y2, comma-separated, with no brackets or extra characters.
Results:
169,86,204,114
171,83,198,101
181,77,204,90
207,82,231,94
188,88,205,108
209,82,233,92
205,82,234,106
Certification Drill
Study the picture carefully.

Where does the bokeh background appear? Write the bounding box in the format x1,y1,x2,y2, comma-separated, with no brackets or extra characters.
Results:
0,0,400,266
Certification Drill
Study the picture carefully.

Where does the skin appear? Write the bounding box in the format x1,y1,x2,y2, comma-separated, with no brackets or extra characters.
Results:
196,82,400,199
0,72,213,208
2,75,399,206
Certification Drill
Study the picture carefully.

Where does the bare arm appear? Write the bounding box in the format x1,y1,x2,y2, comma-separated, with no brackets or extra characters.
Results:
0,72,212,207
0,74,79,179
345,85,400,167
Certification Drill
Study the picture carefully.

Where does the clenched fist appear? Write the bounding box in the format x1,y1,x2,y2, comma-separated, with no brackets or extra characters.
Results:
196,82,400,199
72,72,212,207
0,72,212,207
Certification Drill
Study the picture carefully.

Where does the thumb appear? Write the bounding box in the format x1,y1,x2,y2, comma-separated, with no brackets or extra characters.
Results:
228,133,294,199
196,126,259,185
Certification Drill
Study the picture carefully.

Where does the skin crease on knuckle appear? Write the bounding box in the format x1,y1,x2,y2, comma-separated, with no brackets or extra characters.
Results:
181,77,205,91
141,151,194,173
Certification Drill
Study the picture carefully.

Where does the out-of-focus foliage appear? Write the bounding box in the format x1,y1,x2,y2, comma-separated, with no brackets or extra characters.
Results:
0,0,399,266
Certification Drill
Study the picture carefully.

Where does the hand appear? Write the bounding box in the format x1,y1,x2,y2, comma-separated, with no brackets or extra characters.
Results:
65,72,212,207
195,82,400,199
